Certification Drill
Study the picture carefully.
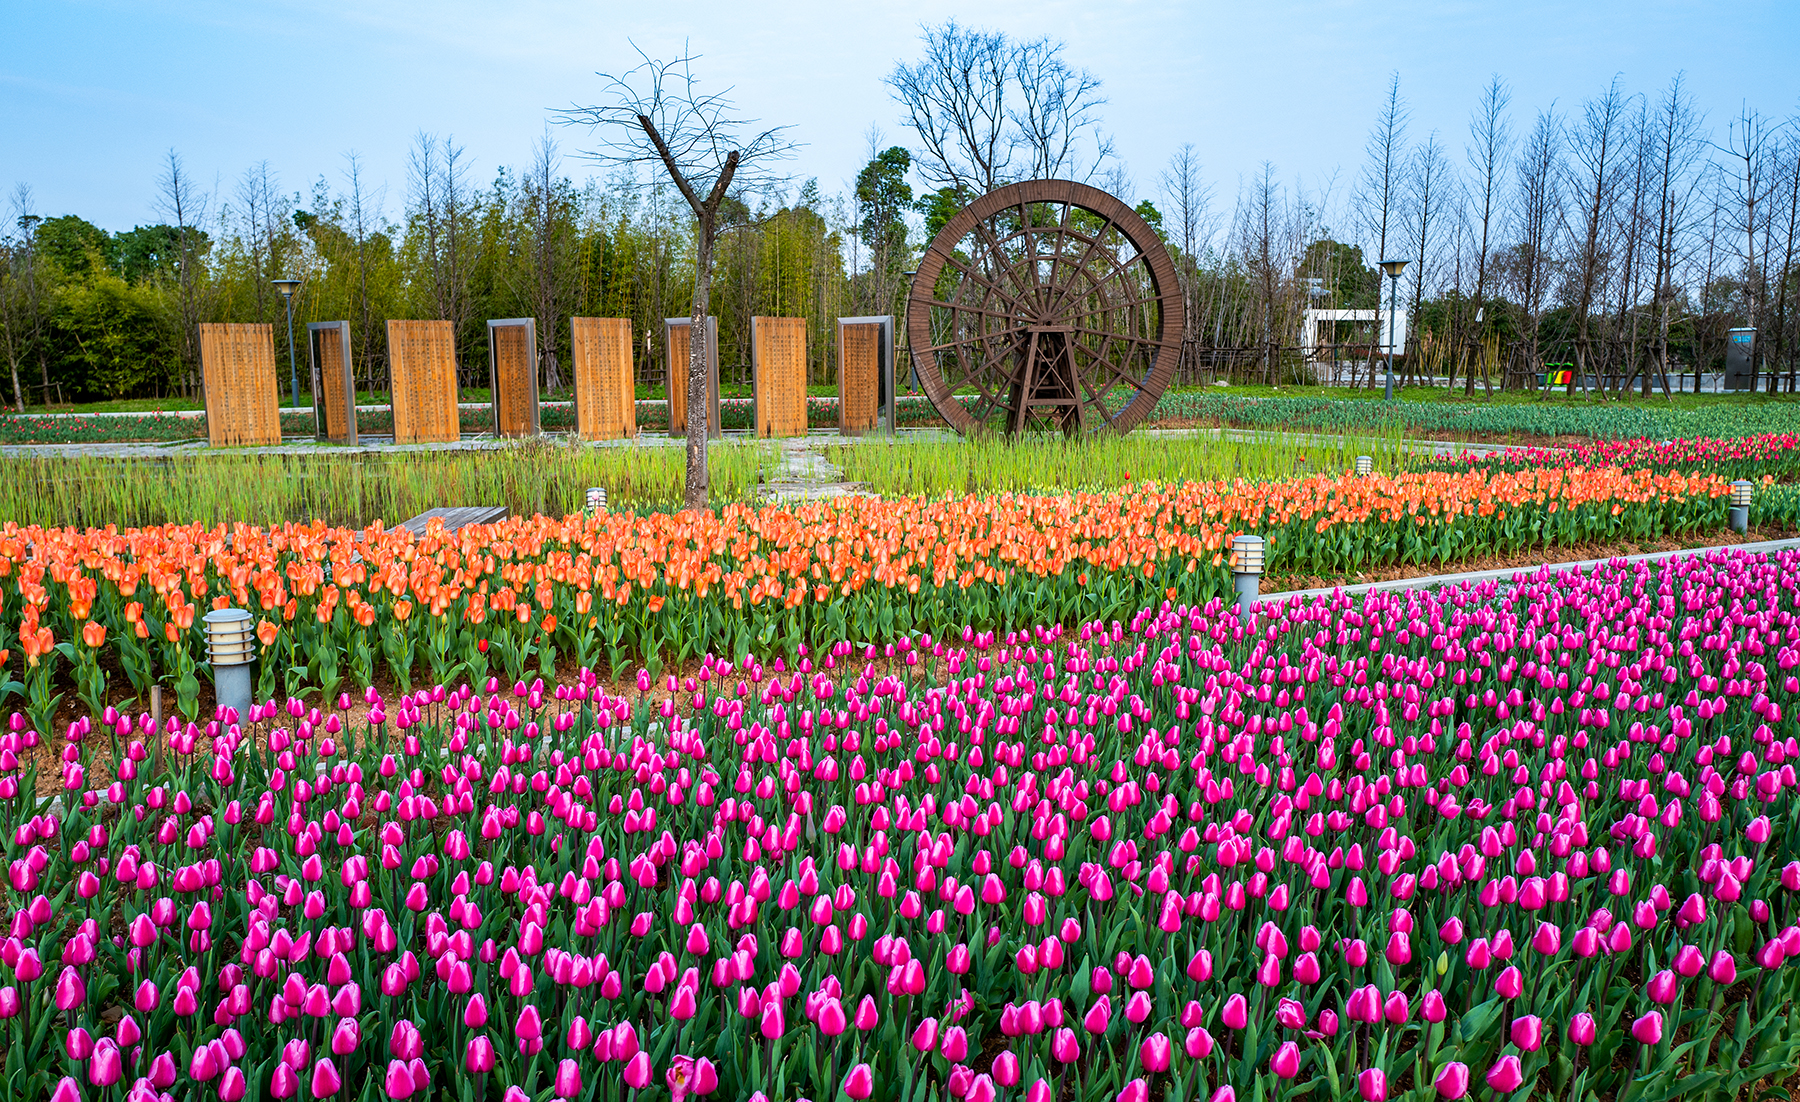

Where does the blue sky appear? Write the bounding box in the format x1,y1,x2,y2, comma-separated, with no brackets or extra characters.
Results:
6,0,1796,234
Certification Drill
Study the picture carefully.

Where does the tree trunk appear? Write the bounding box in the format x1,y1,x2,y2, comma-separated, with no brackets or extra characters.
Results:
684,216,714,511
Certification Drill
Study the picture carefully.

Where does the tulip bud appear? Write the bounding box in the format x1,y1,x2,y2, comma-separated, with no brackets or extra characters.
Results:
1434,1060,1470,1099
1485,1055,1524,1093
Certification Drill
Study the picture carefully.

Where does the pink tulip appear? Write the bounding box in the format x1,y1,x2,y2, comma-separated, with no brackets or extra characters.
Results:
383,1061,415,1100
269,1064,299,1100
1358,1067,1387,1101
1485,1055,1524,1093
50,1078,81,1102
1421,989,1447,1022
992,1052,1021,1086
87,1039,121,1087
55,966,85,1010
1494,966,1523,999
1646,970,1678,1004
1139,1032,1171,1072
1270,1041,1300,1079
913,1017,940,1052
1052,1028,1081,1063
218,1066,247,1101
622,1052,652,1089
553,1059,582,1100
1709,951,1738,985
311,1058,342,1098
843,1063,874,1100
1221,992,1248,1030
1434,1061,1470,1099
1511,1015,1543,1051
1632,1011,1665,1045
1568,1013,1597,1046
465,1035,496,1074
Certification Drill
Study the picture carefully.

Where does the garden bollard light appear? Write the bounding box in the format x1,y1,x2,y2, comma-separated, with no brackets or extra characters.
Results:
1729,480,1752,534
586,487,607,515
1355,455,1373,476
204,608,256,725
1231,534,1265,624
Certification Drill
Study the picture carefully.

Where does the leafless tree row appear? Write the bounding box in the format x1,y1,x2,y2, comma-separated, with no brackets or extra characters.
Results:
1155,70,1800,395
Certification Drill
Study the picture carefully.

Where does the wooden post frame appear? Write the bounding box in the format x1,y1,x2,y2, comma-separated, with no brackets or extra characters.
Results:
387,320,461,444
664,316,720,439
198,323,282,447
751,316,808,438
836,315,895,435
487,318,541,437
307,321,357,445
570,317,636,440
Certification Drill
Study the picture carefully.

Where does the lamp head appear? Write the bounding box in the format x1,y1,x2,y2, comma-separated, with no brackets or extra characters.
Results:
1379,260,1409,279
1731,480,1755,508
1231,534,1266,577
271,279,301,300
202,608,256,667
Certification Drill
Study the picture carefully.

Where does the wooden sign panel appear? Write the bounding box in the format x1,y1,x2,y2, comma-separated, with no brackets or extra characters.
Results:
839,323,880,433
199,323,281,447
388,320,460,444
487,319,540,437
308,321,357,444
752,317,808,438
571,317,636,440
665,317,720,438
838,315,895,435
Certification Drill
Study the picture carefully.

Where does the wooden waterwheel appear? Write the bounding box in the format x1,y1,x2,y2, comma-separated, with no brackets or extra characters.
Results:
906,180,1183,437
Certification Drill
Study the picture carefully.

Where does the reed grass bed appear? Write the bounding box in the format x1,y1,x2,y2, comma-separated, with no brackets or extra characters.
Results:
0,439,780,529
828,427,1412,497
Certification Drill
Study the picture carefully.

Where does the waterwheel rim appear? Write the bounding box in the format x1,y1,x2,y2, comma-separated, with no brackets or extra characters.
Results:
906,179,1184,437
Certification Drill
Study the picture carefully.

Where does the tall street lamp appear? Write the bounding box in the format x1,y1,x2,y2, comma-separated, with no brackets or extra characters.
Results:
272,279,302,409
1379,259,1408,400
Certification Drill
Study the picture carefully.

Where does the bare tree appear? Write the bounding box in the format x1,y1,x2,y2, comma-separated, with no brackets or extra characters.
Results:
1160,143,1216,263
1647,74,1705,392
1566,76,1632,396
1402,132,1454,385
340,153,389,395
1357,73,1408,384
0,185,47,409
887,21,1012,194
1610,103,1654,396
1464,75,1511,394
406,132,478,351
1713,107,1776,350
1009,36,1113,181
888,21,1111,195
234,162,286,325
561,46,794,509
1160,144,1217,379
1506,106,1564,386
1770,129,1800,390
519,133,578,393
155,150,217,395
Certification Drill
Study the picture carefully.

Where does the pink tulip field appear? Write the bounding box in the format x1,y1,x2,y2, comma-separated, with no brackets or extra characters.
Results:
10,543,1800,1102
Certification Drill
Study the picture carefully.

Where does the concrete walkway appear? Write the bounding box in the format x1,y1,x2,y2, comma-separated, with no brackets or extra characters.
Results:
1256,536,1800,607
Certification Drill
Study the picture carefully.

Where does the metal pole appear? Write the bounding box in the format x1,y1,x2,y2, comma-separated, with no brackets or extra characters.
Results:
1385,274,1396,401
284,295,299,410
1234,572,1260,625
